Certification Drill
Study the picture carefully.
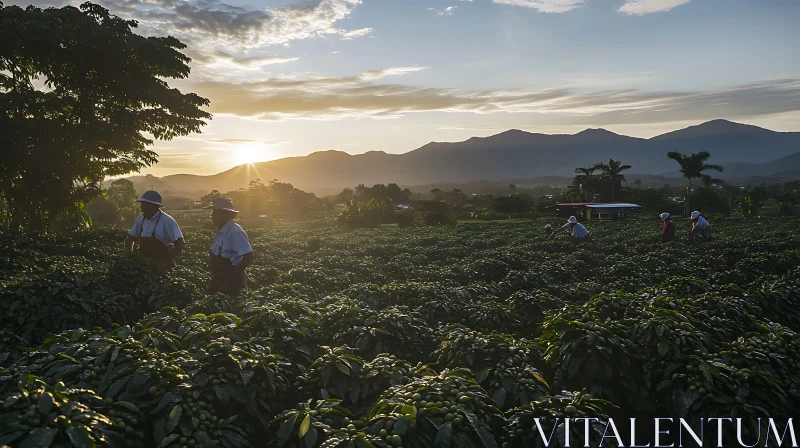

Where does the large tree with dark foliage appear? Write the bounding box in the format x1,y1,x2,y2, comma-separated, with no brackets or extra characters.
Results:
0,1,211,230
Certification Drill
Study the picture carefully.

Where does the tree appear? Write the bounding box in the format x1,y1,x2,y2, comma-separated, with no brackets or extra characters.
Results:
201,190,222,205
0,2,211,230
593,159,632,202
430,188,444,201
666,151,724,217
573,167,598,201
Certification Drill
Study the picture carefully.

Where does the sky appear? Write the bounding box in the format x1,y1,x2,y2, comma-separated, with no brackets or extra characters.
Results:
10,0,800,176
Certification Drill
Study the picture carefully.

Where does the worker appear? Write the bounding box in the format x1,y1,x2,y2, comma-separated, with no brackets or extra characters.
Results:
205,196,254,295
547,216,591,243
690,210,712,241
124,190,184,273
660,212,676,241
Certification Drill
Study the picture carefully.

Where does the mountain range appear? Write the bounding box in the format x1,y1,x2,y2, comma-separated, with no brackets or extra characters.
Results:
113,120,800,198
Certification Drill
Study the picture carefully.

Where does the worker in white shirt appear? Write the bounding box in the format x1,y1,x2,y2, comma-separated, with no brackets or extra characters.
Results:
204,196,254,295
690,210,712,241
547,216,591,243
124,190,184,273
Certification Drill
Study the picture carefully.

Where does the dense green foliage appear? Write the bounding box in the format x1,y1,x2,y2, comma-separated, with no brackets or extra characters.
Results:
0,2,210,231
2,219,800,447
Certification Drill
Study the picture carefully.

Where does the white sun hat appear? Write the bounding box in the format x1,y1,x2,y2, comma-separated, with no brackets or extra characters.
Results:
204,196,239,213
660,212,670,220
545,224,552,230
690,211,701,219
135,190,163,207
568,216,577,224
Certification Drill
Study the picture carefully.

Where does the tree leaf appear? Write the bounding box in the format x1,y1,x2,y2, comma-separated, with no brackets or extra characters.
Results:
277,414,299,447
167,404,183,433
38,391,55,415
303,427,318,448
434,422,453,448
657,342,670,357
335,362,350,375
394,415,410,436
66,427,95,448
19,428,58,448
114,401,140,414
492,388,507,408
159,434,180,448
299,414,312,438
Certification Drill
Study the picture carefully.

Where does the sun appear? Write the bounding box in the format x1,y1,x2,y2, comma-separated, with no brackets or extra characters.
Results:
231,142,273,166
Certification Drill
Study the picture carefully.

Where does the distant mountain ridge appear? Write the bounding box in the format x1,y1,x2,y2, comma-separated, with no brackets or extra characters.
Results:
125,120,800,197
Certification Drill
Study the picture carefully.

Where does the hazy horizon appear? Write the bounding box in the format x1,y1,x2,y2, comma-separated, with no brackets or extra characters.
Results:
10,0,800,176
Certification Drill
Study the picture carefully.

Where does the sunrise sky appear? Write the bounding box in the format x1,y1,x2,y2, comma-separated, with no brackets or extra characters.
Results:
12,0,800,176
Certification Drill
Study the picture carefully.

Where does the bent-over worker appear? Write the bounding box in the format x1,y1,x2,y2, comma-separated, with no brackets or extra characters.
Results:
205,196,254,295
124,190,184,273
660,212,676,242
547,216,591,243
690,210,712,241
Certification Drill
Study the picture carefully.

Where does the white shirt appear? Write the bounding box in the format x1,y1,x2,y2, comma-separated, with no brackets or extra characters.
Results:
210,219,253,266
560,222,590,238
695,216,711,228
128,211,183,246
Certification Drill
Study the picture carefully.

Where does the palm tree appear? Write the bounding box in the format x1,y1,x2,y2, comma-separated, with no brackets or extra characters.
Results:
573,167,597,201
667,151,724,216
593,159,632,202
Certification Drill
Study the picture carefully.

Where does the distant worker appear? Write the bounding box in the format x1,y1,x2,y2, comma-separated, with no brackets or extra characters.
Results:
547,216,591,243
690,210,712,241
125,190,184,273
660,212,676,241
205,196,254,295
544,224,552,232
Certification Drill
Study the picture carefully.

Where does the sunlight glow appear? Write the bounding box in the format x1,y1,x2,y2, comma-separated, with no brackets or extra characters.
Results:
231,142,275,166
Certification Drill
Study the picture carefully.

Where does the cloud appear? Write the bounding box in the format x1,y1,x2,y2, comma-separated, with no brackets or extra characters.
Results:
491,0,586,13
362,67,428,80
182,72,800,126
186,49,298,68
6,0,369,50
428,5,458,16
617,0,691,15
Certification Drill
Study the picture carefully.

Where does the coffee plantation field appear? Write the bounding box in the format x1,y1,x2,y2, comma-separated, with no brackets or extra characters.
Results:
2,219,800,447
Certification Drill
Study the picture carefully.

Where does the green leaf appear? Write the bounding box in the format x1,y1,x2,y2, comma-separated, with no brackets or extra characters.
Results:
491,388,507,408
38,391,55,415
434,422,453,448
394,415,410,436
336,362,350,375
159,434,181,448
167,404,183,433
19,428,58,448
111,346,120,362
66,427,94,448
114,401,140,414
303,427,318,448
277,414,299,447
657,342,670,357
299,414,311,438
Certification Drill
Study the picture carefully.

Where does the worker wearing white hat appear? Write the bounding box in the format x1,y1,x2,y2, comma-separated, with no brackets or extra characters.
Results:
547,216,591,243
660,212,676,242
124,190,184,273
690,210,712,241
205,196,254,295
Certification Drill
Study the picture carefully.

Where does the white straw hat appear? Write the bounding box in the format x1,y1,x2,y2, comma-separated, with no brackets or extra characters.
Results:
568,216,577,224
690,211,701,219
660,212,670,220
